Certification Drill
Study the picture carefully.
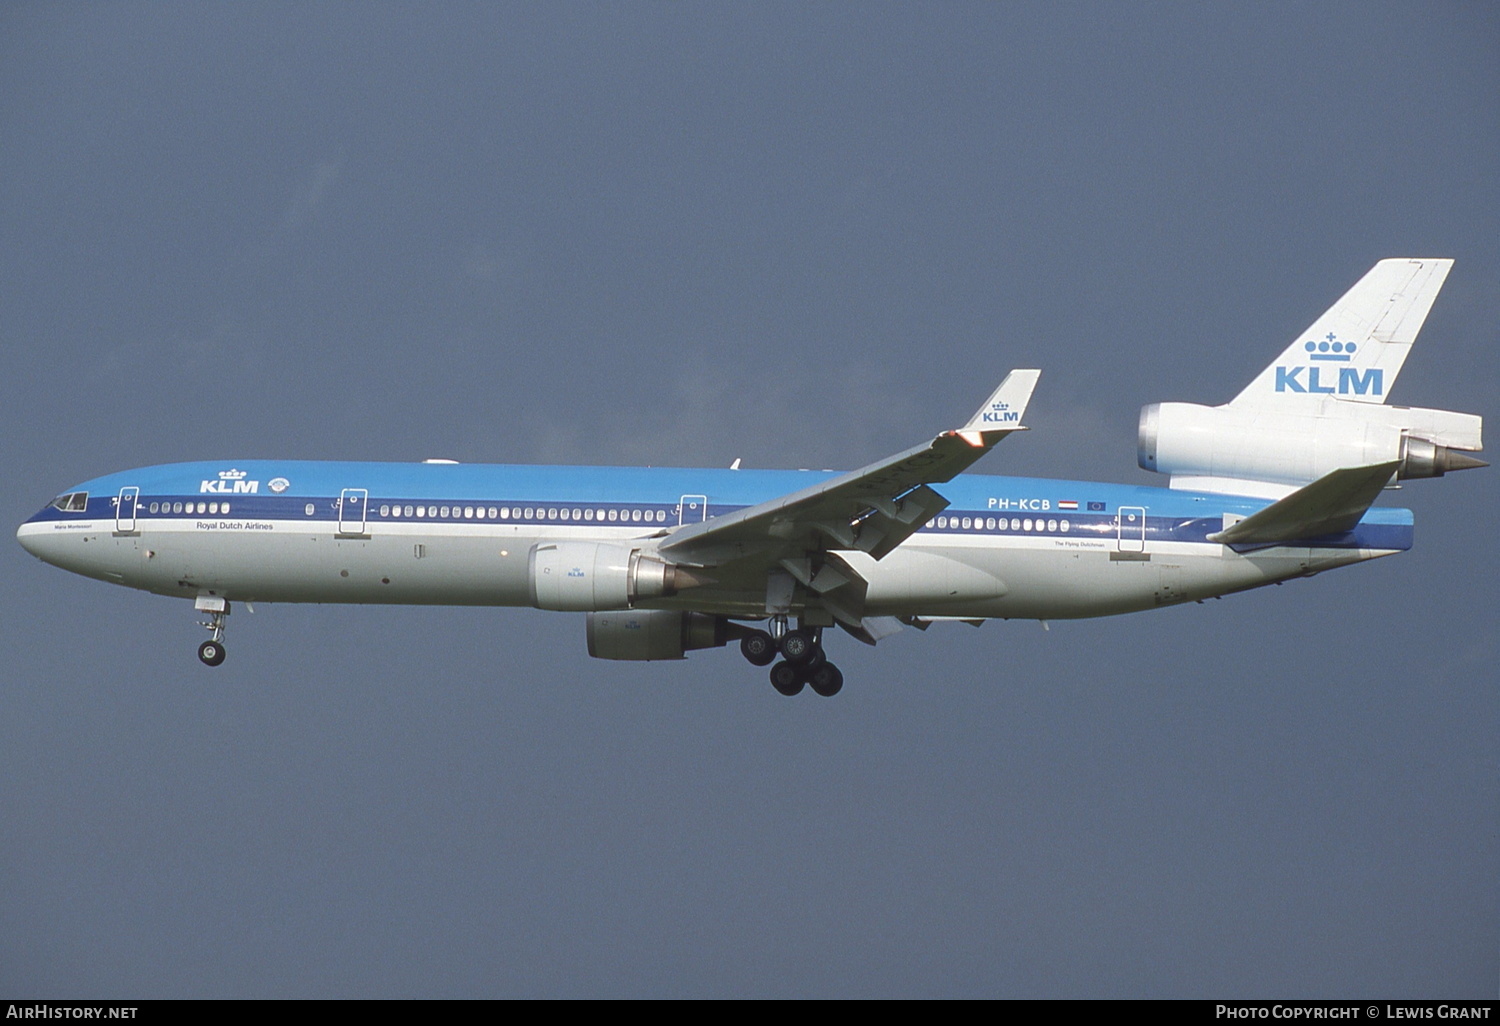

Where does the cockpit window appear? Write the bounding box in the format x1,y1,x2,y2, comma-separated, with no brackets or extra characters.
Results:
51,492,89,512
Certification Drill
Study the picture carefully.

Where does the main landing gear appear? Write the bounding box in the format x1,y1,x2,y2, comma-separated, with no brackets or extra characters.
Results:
195,596,229,667
740,618,844,697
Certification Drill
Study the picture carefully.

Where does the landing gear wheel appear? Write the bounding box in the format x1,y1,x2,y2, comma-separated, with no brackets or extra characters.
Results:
740,630,777,666
197,640,227,667
769,661,805,696
778,628,819,665
808,662,844,697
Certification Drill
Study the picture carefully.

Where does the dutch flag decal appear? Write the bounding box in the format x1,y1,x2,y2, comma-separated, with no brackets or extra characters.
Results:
1058,500,1079,511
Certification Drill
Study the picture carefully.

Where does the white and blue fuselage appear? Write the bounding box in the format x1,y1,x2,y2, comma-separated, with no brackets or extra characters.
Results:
16,458,1411,620
15,260,1480,693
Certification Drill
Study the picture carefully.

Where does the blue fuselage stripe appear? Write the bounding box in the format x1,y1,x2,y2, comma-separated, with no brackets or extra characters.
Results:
27,460,1416,555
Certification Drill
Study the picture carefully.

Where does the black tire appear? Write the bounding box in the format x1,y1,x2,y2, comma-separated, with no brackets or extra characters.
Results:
769,661,805,696
198,640,226,667
808,662,844,697
740,630,777,666
779,628,819,665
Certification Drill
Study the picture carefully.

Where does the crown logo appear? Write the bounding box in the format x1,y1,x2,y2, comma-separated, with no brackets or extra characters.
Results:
1304,332,1356,362
991,401,1010,412
218,468,249,480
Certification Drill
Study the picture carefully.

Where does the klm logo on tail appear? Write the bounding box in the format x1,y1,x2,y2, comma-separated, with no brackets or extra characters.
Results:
1275,365,1383,396
1274,334,1383,396
980,401,1021,425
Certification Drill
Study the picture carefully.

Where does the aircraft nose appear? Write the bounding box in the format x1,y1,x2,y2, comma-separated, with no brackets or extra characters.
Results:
17,513,75,568
17,516,45,558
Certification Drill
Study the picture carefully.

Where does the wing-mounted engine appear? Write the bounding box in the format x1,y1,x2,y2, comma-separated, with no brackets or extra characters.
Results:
528,542,708,612
1138,401,1485,494
586,610,733,661
1137,258,1485,495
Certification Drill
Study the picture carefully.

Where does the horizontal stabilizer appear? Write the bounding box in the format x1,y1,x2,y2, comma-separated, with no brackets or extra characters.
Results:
1207,461,1399,547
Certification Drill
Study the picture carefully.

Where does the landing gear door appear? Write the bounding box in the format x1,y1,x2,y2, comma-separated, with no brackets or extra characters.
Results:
678,494,708,525
1117,506,1146,553
115,486,139,534
338,488,369,536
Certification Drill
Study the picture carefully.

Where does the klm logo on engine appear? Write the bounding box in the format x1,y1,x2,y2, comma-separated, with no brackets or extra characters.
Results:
980,400,1020,425
200,468,260,494
1276,333,1384,396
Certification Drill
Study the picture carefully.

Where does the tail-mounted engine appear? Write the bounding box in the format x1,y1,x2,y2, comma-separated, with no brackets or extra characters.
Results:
528,541,706,612
1138,401,1485,491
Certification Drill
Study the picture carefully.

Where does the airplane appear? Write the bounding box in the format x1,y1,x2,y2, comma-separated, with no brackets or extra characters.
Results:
16,258,1485,696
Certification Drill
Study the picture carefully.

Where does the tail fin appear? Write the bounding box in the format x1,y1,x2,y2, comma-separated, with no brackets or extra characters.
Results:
1229,258,1452,408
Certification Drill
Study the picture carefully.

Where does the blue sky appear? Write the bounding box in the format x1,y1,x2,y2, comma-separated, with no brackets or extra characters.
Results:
2,2,1496,997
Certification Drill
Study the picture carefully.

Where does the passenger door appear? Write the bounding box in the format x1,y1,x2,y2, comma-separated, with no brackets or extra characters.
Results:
338,488,369,536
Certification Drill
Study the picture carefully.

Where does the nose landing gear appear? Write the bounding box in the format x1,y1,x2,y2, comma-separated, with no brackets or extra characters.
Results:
195,596,229,667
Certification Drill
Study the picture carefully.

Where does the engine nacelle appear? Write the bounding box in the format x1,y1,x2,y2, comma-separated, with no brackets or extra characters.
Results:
1138,401,1484,490
529,542,699,611
586,610,730,661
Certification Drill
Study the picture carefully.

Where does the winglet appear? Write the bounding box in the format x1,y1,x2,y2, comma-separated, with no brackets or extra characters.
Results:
956,369,1041,446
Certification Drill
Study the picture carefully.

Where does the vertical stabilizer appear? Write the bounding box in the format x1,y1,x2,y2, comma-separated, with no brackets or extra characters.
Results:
1229,258,1452,408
